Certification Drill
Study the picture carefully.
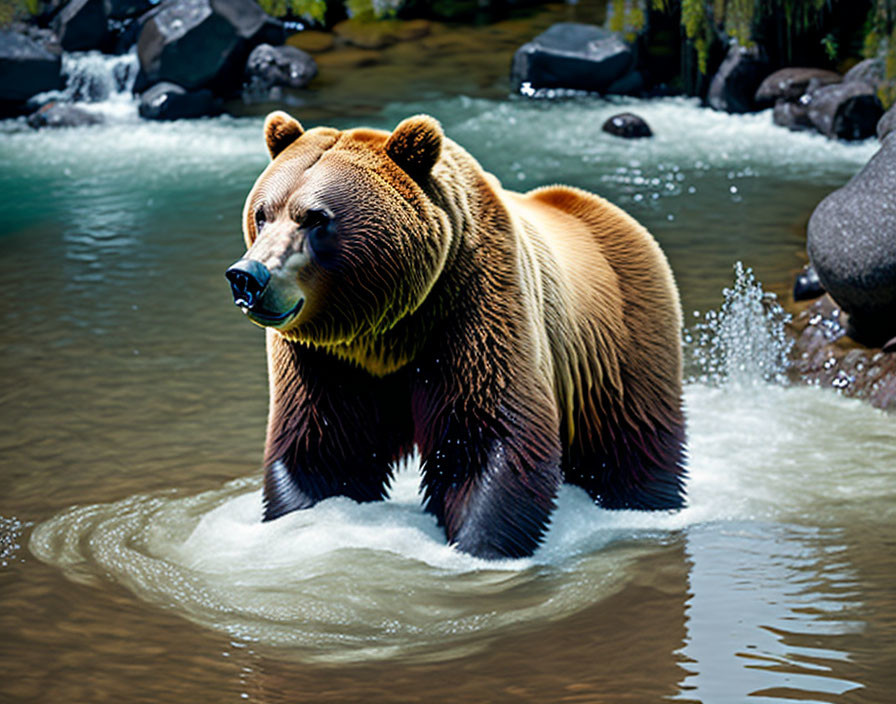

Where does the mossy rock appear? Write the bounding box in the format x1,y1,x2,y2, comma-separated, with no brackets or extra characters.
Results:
286,31,334,54
332,19,430,50
314,47,382,70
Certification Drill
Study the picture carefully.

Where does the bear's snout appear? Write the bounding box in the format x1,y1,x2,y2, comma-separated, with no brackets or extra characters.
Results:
226,259,271,310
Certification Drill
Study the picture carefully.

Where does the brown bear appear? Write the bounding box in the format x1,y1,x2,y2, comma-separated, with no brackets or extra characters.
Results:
225,111,686,560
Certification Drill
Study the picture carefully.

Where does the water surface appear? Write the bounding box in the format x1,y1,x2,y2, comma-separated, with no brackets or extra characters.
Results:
1,50,894,704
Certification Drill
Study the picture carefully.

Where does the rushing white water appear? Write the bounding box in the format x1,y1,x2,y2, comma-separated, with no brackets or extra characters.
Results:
29,267,896,664
28,50,140,122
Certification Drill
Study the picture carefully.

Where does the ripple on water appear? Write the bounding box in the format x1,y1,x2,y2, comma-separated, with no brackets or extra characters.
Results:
29,376,896,664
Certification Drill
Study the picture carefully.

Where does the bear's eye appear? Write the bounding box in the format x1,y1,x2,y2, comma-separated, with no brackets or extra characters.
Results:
254,208,267,232
303,210,337,258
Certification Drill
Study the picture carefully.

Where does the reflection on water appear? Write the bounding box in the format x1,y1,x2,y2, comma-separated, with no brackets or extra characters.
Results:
2,93,895,701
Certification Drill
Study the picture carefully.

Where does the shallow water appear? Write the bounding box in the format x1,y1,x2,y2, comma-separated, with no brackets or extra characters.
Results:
1,32,895,704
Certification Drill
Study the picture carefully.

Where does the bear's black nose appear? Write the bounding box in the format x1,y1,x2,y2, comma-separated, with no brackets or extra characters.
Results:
226,259,271,309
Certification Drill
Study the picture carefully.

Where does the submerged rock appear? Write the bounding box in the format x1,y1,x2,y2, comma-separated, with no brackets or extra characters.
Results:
136,0,284,93
0,30,63,114
510,23,634,94
601,112,652,138
707,42,770,113
755,67,841,104
807,135,896,347
138,81,221,120
805,82,883,141
27,102,104,128
243,43,317,101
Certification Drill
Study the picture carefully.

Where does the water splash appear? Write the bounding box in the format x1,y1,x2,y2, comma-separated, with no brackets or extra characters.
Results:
0,515,31,568
685,262,793,386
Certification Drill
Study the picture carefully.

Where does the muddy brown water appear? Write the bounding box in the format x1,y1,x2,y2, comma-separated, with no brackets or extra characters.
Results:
2,4,896,702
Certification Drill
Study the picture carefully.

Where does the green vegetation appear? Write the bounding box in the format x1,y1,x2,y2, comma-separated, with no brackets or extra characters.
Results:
258,0,328,23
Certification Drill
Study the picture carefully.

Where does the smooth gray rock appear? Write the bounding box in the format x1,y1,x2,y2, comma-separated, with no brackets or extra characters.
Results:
708,42,770,113
806,82,883,140
772,98,814,131
510,23,634,94
27,102,104,128
138,81,221,120
807,136,896,346
843,57,884,89
755,67,841,104
601,112,652,138
878,104,896,140
244,43,317,93
52,0,108,51
0,30,63,110
137,0,284,92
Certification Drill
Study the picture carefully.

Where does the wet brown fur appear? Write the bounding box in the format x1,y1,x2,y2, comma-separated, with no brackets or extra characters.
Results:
242,112,687,559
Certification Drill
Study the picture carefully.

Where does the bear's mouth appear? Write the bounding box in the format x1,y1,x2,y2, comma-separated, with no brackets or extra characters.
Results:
243,298,304,328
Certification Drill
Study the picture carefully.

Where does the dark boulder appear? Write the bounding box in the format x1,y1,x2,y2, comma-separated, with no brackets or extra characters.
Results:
807,136,896,346
0,30,64,114
805,82,883,141
772,98,814,131
755,67,840,104
243,43,317,101
793,264,825,301
877,104,896,140
136,0,284,93
27,102,104,128
52,0,108,52
138,81,222,120
106,0,154,20
510,23,634,94
601,112,652,138
707,42,770,113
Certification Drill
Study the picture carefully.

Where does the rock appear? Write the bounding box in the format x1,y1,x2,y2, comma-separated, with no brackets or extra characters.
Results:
793,264,825,301
286,30,334,54
601,112,652,138
843,57,884,89
0,30,64,113
788,295,896,410
707,42,770,113
877,104,896,140
806,82,883,140
106,0,153,20
332,19,430,50
52,0,108,52
243,44,316,102
138,81,221,120
807,136,896,346
606,70,644,96
754,67,841,104
772,98,814,131
510,23,634,94
136,0,284,93
27,102,104,128
314,48,381,71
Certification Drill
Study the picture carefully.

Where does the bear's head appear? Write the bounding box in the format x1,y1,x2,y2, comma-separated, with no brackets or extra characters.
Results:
226,111,452,363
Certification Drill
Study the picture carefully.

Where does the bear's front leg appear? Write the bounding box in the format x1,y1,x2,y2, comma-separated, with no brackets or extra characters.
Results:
262,331,413,521
414,366,563,559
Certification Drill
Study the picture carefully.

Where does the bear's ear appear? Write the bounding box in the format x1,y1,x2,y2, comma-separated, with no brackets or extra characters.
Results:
264,111,305,159
385,115,443,180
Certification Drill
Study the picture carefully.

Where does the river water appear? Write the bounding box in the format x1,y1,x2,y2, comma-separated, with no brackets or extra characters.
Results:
1,17,895,704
